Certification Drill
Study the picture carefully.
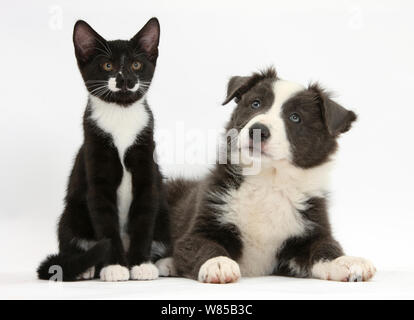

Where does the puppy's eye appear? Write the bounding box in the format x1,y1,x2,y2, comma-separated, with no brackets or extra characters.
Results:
131,61,142,71
102,62,113,71
289,113,301,123
251,99,261,109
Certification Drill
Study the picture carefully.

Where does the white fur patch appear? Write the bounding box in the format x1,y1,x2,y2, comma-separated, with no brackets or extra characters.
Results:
77,266,95,280
198,256,241,284
89,95,149,252
100,264,129,281
128,82,140,92
108,77,120,92
151,241,167,258
311,256,376,282
221,160,332,277
73,238,97,251
155,257,177,277
130,263,159,280
288,259,307,277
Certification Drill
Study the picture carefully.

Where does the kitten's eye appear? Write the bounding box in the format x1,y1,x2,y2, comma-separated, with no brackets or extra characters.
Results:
289,113,301,123
102,62,113,71
251,99,261,109
131,61,142,71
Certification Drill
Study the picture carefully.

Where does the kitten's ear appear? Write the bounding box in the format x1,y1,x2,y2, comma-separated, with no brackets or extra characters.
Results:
222,76,251,105
310,84,357,136
73,20,107,63
131,17,160,62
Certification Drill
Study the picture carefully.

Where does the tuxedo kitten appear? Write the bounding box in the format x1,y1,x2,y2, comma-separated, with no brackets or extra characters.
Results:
37,18,170,281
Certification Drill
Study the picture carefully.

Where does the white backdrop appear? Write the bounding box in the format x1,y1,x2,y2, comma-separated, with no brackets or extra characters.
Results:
1,0,414,298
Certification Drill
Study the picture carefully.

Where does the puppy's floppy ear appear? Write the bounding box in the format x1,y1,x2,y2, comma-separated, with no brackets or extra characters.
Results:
311,84,357,136
73,20,107,63
131,17,160,62
222,68,277,105
222,76,252,105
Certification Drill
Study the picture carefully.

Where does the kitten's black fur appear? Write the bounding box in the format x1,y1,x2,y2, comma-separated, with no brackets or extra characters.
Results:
37,18,170,281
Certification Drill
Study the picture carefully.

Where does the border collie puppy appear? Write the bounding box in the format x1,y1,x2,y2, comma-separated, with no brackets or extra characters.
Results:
37,18,170,281
158,67,376,283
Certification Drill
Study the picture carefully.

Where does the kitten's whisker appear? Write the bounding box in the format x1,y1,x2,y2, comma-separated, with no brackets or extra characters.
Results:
87,84,108,89
89,84,107,91
89,85,108,95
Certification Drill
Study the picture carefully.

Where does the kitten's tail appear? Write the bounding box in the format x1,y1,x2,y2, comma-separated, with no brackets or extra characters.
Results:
37,239,111,281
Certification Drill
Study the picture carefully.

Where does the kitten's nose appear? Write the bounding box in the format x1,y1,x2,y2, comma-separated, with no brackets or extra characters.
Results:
115,74,127,91
116,74,136,91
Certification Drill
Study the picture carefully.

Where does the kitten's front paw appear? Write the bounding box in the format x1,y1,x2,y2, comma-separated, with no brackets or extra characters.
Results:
198,256,241,284
77,266,95,280
155,257,177,277
312,256,376,282
130,263,159,280
100,264,129,282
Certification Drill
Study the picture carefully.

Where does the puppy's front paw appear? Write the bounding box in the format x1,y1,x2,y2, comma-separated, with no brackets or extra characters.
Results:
130,263,159,280
155,257,177,277
312,256,376,282
198,256,241,284
77,266,95,280
100,264,129,282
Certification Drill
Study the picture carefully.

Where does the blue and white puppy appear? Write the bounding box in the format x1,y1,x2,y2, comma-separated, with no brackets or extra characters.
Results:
158,68,376,283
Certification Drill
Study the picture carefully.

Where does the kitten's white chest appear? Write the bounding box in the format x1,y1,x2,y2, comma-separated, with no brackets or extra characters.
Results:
89,96,149,250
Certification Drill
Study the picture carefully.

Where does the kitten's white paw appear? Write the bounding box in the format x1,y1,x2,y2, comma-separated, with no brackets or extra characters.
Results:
77,266,95,280
312,256,376,282
100,264,129,282
155,257,177,277
130,263,159,280
198,256,241,284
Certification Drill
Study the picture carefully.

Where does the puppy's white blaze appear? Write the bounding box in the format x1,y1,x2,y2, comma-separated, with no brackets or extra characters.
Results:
128,82,140,92
266,80,305,160
239,80,305,163
89,95,149,251
108,77,120,92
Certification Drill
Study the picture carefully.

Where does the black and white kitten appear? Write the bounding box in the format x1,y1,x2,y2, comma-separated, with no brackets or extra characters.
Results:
37,18,170,281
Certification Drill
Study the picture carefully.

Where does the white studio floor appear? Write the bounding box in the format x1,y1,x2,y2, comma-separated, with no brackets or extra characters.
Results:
1,270,414,300
0,217,413,300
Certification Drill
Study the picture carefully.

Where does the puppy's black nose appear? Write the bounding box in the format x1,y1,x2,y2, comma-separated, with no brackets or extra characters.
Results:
249,123,270,141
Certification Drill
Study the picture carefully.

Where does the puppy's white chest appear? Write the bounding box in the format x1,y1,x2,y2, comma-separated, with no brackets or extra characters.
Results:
89,96,149,250
223,172,311,277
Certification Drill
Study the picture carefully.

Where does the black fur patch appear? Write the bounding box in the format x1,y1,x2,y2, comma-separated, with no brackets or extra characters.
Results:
282,83,357,168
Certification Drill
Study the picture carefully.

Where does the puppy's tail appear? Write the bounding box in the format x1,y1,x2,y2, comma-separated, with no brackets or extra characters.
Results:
37,239,111,281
